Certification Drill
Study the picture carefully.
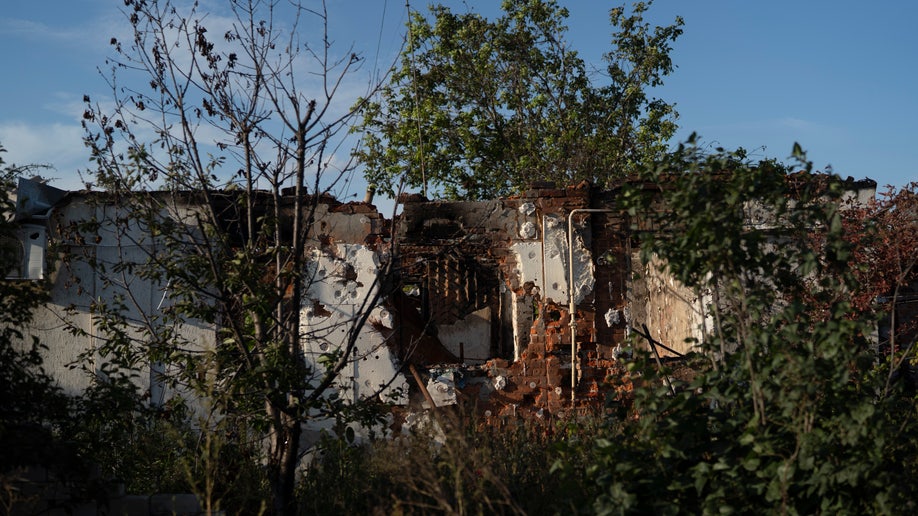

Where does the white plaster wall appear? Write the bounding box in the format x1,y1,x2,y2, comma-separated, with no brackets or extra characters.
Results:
841,184,876,206
542,215,568,304
301,244,408,405
512,241,543,289
543,215,595,306
508,214,596,360
437,307,491,364
510,242,539,360
19,199,216,400
571,233,595,305
16,196,411,425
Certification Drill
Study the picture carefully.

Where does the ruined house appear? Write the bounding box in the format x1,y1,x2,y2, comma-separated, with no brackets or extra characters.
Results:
6,176,883,427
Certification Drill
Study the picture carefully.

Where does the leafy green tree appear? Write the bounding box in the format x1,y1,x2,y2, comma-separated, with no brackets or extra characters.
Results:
355,0,683,200
76,1,392,513
556,141,918,513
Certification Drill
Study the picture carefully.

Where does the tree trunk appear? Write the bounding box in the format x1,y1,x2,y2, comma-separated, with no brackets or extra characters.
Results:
270,411,302,516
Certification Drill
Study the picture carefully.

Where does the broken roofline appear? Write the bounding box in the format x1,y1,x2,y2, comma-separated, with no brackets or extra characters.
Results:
17,168,875,222
46,187,363,213
32,185,390,247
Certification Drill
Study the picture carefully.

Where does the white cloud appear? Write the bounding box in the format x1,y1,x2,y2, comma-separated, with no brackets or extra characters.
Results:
0,122,88,189
0,15,110,49
0,18,68,39
773,117,844,136
699,116,842,136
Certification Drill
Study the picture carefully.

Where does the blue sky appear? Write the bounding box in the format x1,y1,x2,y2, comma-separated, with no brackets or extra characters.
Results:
1,0,915,203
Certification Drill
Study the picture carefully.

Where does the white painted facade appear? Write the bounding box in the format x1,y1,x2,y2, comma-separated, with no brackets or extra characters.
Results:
5,175,417,419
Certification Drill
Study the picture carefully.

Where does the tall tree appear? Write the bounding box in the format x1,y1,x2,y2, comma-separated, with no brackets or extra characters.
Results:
78,1,389,513
355,0,683,200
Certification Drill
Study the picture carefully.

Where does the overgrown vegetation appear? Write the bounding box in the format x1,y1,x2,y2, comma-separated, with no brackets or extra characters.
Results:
5,139,918,514
4,0,918,514
568,141,918,514
298,409,601,515
296,145,918,515
73,0,393,513
0,145,76,512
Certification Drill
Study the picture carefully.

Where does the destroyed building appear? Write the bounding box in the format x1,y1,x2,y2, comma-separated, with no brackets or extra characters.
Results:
6,176,883,427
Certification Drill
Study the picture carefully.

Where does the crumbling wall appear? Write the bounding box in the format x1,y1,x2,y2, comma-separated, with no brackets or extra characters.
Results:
300,242,408,405
18,181,685,424
626,254,706,357
394,183,635,417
